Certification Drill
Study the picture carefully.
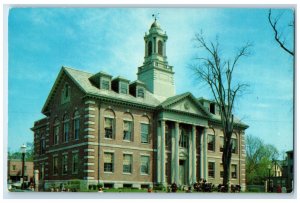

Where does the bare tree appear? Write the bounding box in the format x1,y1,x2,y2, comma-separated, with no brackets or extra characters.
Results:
268,9,294,56
191,33,251,190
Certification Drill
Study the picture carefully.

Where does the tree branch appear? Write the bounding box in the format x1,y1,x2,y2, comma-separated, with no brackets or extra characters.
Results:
268,9,294,56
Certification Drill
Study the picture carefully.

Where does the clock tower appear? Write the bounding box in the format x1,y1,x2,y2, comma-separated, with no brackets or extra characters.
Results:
137,19,175,101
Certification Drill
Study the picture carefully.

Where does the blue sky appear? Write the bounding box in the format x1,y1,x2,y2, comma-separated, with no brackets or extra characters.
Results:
7,8,294,154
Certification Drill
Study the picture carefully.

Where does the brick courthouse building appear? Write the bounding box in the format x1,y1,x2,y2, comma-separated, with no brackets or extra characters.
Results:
32,19,248,191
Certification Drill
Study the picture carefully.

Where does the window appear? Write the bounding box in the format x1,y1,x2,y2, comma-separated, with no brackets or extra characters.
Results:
53,156,58,175
207,134,215,151
54,119,60,145
208,162,215,178
141,123,149,143
61,83,71,104
123,154,132,173
148,41,152,56
158,40,163,55
141,156,150,175
40,163,45,180
231,138,238,154
220,137,224,152
12,165,16,170
63,115,69,143
40,138,46,154
104,153,114,172
210,103,215,114
137,88,144,98
104,117,114,139
62,154,68,174
101,79,110,90
120,83,128,94
74,111,80,140
220,163,224,178
165,124,171,147
231,164,237,179
65,84,69,98
179,128,188,148
123,120,132,141
72,153,79,174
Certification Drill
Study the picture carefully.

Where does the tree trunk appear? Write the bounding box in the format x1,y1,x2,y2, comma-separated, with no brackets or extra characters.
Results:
222,131,233,192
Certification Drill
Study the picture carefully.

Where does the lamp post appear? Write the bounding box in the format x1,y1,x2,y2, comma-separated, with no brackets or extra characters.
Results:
21,144,26,190
268,164,271,192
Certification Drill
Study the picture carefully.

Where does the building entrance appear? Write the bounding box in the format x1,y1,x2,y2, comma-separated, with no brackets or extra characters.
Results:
179,160,186,185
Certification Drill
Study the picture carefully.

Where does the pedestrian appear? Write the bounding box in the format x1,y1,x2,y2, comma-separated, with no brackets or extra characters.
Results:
171,182,178,193
282,186,287,193
276,185,282,193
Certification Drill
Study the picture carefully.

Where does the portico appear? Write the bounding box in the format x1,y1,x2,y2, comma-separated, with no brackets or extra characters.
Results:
155,93,211,186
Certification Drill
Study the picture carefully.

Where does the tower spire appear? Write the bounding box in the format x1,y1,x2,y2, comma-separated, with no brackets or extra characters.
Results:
137,18,175,101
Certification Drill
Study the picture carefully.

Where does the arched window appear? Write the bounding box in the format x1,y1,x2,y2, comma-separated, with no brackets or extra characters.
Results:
104,109,116,139
61,83,71,104
53,118,60,145
148,41,152,56
179,126,188,148
231,133,238,154
140,115,150,144
158,40,163,55
63,114,69,143
123,113,134,141
65,84,69,97
74,111,80,140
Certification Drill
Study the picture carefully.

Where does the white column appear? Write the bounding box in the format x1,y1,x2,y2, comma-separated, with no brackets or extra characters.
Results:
34,170,39,192
161,120,166,185
192,125,197,183
203,128,207,180
174,122,180,184
171,124,175,183
156,122,161,183
189,128,193,184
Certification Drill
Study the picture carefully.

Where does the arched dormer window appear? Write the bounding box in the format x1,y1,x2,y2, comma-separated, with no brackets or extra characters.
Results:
61,83,71,104
148,41,152,56
158,40,163,56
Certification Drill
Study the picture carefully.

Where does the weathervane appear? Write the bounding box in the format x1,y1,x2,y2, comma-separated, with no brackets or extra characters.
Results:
152,13,160,21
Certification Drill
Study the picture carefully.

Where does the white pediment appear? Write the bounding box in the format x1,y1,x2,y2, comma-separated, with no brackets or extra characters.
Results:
168,97,204,115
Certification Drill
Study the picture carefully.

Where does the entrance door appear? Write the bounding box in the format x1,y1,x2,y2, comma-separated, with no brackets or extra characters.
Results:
179,160,186,185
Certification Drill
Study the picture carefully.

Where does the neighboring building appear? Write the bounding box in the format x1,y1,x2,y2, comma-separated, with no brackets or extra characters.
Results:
281,150,294,192
269,150,294,193
31,19,248,191
7,159,34,183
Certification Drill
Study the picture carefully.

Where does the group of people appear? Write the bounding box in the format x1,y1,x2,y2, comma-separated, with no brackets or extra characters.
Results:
149,179,242,193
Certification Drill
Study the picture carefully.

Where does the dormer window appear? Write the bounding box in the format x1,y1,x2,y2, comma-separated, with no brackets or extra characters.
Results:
137,88,144,98
101,79,110,90
120,82,128,94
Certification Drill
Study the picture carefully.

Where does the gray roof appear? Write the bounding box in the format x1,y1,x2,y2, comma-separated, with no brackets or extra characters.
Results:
41,66,247,129
63,66,161,106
